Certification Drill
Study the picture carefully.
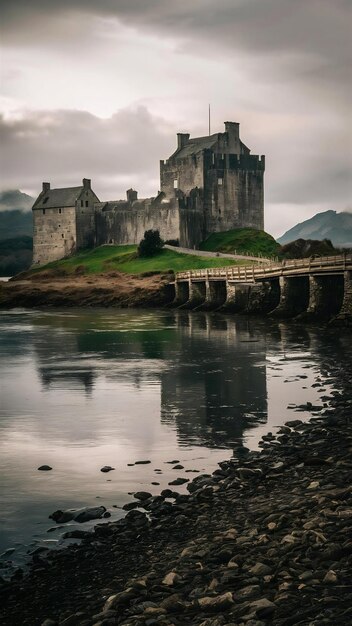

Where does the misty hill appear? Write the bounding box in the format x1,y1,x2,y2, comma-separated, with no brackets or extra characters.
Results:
277,210,352,247
0,189,34,212
0,189,34,240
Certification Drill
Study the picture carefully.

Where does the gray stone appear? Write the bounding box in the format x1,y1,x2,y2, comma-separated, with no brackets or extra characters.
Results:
49,506,106,524
197,592,234,611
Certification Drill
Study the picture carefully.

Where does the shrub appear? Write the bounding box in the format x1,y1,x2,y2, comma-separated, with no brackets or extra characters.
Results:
138,230,163,257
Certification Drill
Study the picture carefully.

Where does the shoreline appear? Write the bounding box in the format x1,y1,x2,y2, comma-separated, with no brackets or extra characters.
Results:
0,272,174,309
1,348,352,625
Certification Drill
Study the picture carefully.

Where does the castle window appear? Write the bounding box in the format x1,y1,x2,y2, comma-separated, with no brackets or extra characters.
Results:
42,209,46,215
218,178,223,185
173,179,178,189
59,208,61,214
85,200,89,207
62,234,64,238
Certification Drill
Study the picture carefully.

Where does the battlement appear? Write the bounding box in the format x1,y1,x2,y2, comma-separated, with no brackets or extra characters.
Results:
206,151,265,172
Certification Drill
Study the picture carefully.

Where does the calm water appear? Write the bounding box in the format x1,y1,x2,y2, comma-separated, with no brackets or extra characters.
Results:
0,308,345,575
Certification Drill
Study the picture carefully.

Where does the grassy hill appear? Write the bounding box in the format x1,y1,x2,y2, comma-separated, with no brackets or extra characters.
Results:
30,245,246,276
199,228,280,258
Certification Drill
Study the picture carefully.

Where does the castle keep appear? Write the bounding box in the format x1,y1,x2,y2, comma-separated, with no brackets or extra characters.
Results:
32,122,265,265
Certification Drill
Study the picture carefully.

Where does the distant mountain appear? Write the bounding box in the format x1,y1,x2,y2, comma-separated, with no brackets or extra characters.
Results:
277,210,352,247
0,189,34,212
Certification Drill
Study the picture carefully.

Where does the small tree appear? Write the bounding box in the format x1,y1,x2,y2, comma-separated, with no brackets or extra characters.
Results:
138,230,163,257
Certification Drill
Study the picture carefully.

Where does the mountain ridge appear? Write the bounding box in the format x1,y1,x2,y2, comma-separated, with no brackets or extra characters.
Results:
278,210,352,247
0,189,34,212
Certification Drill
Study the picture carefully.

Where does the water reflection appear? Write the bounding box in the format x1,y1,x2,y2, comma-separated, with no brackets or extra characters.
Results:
29,311,270,449
160,313,268,447
0,308,346,571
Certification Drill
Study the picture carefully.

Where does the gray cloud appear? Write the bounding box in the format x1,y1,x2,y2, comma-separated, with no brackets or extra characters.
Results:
0,105,350,232
1,2,350,121
0,1,350,235
0,107,175,199
1,0,350,64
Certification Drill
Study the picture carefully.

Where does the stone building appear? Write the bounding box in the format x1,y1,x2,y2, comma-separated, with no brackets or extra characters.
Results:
32,179,99,265
32,122,264,265
160,121,265,247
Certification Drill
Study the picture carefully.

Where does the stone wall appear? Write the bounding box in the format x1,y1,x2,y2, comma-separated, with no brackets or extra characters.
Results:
204,153,265,238
178,190,205,248
95,201,180,246
75,189,98,250
32,206,76,265
160,148,265,248
160,153,205,201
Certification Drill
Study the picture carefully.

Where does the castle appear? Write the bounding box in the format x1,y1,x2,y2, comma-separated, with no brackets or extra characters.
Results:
32,122,265,265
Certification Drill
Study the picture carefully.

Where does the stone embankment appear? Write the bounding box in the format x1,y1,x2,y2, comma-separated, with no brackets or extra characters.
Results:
0,271,174,308
1,361,352,625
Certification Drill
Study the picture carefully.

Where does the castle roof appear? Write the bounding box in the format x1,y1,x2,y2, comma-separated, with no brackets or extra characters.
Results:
170,132,250,160
33,186,84,209
172,134,219,159
33,182,99,209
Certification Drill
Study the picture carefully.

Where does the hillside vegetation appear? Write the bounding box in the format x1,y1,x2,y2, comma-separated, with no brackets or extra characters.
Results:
0,210,33,240
28,245,244,277
280,238,341,259
200,228,280,258
0,236,33,276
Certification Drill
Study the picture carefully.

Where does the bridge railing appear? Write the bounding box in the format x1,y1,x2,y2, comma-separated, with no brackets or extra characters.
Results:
176,253,352,281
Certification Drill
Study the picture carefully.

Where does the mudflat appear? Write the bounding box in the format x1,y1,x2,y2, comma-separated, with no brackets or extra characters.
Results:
0,271,174,308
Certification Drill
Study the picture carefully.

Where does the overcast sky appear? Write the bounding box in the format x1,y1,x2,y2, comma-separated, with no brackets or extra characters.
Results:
0,0,351,236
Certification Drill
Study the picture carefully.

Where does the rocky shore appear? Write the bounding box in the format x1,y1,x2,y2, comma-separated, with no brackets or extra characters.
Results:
0,271,174,308
1,357,352,625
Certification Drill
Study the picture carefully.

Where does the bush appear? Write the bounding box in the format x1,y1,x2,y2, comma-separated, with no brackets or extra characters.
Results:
138,230,163,258
164,239,179,247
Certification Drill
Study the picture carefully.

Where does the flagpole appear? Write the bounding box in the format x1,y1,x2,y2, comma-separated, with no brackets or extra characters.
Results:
208,104,211,136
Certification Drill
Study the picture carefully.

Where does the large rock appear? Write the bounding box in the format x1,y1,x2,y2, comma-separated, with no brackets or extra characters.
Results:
49,506,107,524
197,592,234,611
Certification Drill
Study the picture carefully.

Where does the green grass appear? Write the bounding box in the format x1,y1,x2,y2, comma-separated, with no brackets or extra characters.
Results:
35,245,245,275
199,228,280,258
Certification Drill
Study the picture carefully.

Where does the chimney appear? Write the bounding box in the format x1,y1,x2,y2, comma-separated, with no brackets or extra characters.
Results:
177,133,190,150
225,122,240,152
42,182,50,193
83,178,91,190
126,188,138,203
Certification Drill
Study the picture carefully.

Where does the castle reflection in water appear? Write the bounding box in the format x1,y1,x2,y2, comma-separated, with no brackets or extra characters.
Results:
29,309,328,450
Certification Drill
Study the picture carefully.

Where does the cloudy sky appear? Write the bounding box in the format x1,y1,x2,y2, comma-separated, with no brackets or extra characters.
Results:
0,0,351,236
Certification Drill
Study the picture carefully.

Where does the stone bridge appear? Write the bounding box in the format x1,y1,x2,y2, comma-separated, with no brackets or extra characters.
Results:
172,254,352,321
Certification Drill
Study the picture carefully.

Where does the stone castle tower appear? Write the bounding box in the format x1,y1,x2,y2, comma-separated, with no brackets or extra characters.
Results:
32,122,265,265
160,121,265,247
